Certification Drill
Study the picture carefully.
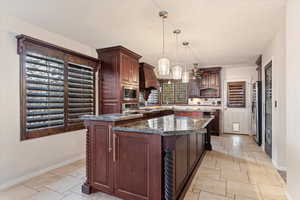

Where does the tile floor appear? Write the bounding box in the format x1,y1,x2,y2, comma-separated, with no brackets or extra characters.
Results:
0,134,287,200
184,134,287,200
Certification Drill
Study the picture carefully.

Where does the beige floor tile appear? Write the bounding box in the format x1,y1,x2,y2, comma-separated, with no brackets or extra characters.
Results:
199,191,232,200
197,167,221,180
0,185,38,200
193,177,226,196
23,172,63,190
25,187,63,200
248,171,282,187
258,184,287,200
221,168,250,183
227,181,262,200
183,191,200,200
45,176,82,193
61,193,89,200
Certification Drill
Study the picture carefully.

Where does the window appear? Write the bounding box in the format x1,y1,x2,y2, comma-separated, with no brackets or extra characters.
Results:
17,35,99,140
160,80,188,104
227,81,246,108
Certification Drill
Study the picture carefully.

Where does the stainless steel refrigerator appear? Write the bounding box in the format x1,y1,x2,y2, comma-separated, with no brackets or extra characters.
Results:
251,81,262,146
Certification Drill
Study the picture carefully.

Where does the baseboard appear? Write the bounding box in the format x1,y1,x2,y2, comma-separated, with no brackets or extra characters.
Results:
285,191,293,200
272,160,287,171
0,154,85,190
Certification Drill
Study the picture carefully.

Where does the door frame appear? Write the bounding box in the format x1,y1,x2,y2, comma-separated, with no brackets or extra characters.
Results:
264,61,272,158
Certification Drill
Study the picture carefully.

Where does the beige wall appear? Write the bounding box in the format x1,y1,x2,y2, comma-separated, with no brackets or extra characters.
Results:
286,1,300,199
261,8,287,170
0,15,97,188
222,65,257,135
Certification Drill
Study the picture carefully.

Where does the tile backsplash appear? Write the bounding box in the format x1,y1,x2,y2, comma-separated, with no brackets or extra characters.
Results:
188,98,222,106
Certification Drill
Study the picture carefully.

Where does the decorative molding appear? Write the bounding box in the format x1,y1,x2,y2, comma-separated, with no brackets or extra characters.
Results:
0,155,85,190
16,34,99,62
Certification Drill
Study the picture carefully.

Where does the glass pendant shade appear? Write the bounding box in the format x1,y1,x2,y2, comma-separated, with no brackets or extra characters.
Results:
182,71,190,83
158,57,170,76
172,65,182,79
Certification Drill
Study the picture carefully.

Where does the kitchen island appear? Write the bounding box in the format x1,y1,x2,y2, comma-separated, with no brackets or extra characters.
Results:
81,113,213,200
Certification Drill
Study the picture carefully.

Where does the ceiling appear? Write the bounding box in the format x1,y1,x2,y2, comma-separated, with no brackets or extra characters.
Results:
1,0,286,67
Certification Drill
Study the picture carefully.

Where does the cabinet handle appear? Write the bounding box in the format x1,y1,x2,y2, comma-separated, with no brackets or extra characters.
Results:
108,125,112,152
113,134,116,162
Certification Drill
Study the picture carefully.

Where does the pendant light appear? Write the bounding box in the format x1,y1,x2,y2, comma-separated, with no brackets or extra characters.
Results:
182,41,190,83
158,10,170,76
172,29,182,79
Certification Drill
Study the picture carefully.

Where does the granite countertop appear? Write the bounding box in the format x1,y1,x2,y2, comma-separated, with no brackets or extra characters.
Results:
80,113,143,122
113,114,214,136
139,105,220,112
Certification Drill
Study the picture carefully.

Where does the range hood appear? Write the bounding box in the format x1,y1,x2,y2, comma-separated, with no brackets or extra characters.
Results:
139,62,160,100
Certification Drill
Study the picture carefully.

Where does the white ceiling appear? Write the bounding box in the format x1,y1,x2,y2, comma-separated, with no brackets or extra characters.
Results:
1,0,286,66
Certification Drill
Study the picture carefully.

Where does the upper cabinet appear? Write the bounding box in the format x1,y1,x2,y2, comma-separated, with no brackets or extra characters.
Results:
97,46,142,114
120,54,139,86
188,67,221,98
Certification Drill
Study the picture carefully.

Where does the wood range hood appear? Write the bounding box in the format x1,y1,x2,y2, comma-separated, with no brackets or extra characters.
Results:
139,62,159,100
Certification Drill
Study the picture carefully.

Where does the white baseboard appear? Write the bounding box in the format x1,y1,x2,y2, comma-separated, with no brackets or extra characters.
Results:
272,160,287,171
285,191,293,200
0,154,85,190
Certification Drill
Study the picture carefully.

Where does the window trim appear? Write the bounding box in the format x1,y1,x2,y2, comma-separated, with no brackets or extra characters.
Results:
17,35,100,140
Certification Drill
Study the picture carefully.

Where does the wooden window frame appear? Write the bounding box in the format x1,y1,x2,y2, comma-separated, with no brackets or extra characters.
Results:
227,81,246,108
17,35,100,140
159,79,188,105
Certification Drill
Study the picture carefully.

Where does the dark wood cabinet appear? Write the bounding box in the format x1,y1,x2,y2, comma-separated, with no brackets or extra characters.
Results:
83,111,212,200
187,79,200,98
90,123,113,193
188,134,198,170
188,67,221,98
97,46,142,114
114,131,162,200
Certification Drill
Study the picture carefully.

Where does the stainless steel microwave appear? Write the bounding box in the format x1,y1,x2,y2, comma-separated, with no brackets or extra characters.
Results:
123,87,138,101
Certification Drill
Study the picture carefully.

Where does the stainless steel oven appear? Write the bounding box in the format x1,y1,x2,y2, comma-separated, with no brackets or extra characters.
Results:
123,87,138,101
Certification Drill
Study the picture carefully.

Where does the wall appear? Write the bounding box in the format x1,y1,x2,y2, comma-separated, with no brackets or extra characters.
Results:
261,9,286,170
286,1,300,199
0,15,97,188
222,65,257,135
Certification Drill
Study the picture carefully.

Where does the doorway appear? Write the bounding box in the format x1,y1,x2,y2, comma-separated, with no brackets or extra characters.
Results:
265,61,272,158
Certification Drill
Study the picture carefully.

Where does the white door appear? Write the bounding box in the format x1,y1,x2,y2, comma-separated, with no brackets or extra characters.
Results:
223,79,253,135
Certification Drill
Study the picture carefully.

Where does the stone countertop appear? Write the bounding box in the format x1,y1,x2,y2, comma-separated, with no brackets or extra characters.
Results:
113,114,214,136
139,105,220,112
80,113,143,122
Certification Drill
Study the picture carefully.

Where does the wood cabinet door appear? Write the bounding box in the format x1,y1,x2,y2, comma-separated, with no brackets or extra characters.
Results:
209,72,219,88
130,59,139,85
201,72,210,88
188,134,198,171
188,79,200,98
120,54,130,84
113,131,161,200
90,124,114,193
175,136,188,193
197,133,204,157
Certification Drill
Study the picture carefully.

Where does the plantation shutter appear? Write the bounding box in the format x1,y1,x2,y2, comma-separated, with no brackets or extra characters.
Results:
67,63,95,128
17,35,98,140
25,52,65,132
227,81,246,108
